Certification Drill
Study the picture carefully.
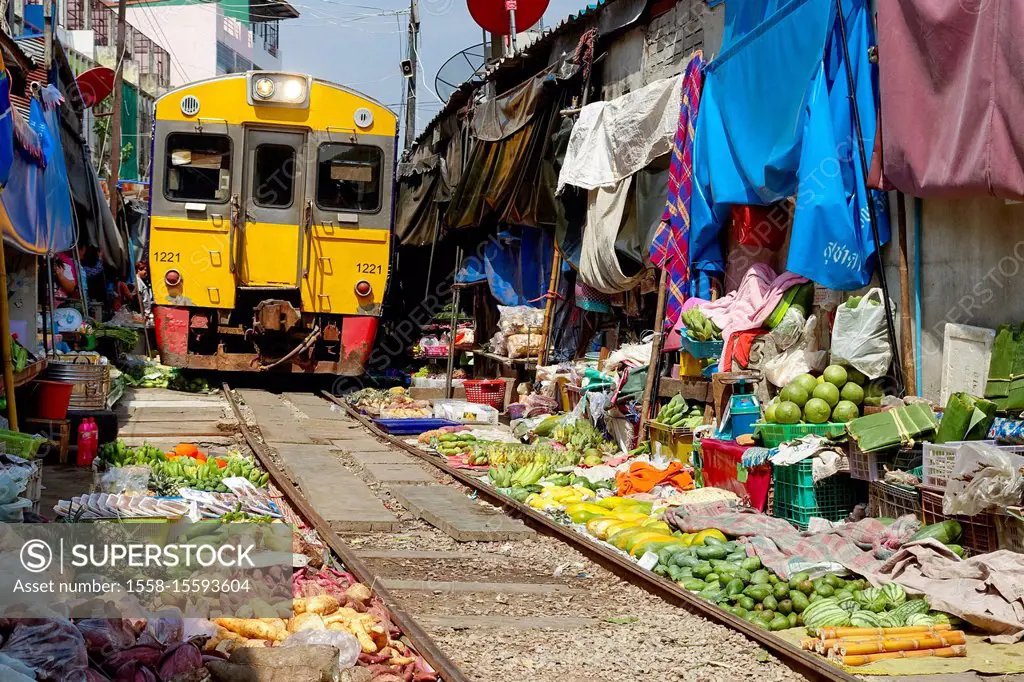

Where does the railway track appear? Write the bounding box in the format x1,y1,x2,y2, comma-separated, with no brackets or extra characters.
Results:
200,385,861,682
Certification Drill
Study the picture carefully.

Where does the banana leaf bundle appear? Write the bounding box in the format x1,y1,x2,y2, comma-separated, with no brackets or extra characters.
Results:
846,404,938,453
1003,324,1024,411
985,324,1015,405
934,393,997,444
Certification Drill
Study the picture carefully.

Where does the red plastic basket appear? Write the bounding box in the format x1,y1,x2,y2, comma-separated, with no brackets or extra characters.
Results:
698,438,772,512
463,379,506,410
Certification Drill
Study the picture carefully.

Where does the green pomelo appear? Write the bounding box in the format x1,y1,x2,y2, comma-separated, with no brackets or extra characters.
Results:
765,402,779,424
832,401,860,423
793,374,819,395
823,365,849,387
775,402,803,425
845,367,868,386
812,383,841,409
780,384,810,408
841,382,865,406
803,398,832,424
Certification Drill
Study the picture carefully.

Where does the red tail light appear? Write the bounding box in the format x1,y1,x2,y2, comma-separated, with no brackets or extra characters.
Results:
354,280,372,297
165,269,182,287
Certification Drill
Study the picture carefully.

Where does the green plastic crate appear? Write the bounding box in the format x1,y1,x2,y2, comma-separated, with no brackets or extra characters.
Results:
772,460,865,530
755,422,848,448
0,430,46,459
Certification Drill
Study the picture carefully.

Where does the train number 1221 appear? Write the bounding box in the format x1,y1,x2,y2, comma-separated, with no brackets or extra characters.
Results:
356,263,382,274
154,251,181,263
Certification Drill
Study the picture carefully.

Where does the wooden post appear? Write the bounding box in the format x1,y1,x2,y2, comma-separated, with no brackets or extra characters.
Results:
0,245,18,431
638,268,669,437
896,192,916,395
444,246,463,400
106,0,128,221
537,247,561,366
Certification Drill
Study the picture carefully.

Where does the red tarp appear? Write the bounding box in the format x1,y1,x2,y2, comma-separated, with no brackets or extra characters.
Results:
877,0,1024,200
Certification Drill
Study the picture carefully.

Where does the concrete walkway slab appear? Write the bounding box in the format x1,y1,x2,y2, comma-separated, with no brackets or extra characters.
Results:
362,462,436,485
348,450,417,466
122,408,227,422
119,421,230,437
273,445,399,532
389,485,534,541
258,422,312,443
331,439,396,454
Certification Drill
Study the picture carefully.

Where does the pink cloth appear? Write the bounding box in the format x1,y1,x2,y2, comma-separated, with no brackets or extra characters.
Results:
687,264,806,366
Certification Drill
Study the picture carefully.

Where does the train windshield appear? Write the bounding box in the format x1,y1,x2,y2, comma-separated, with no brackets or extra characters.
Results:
315,143,382,213
165,133,232,203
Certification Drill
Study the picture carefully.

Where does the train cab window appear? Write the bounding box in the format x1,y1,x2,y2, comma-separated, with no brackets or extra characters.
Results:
252,144,296,208
165,133,231,203
316,143,382,213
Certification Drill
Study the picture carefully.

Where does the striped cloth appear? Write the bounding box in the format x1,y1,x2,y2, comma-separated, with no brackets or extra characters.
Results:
649,51,705,330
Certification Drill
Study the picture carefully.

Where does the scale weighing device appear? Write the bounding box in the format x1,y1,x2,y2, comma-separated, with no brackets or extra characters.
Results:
716,371,763,441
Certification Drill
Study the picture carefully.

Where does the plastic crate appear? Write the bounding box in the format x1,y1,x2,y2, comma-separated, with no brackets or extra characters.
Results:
868,481,921,519
920,486,999,556
463,379,507,410
678,333,724,360
995,509,1023,553
649,422,695,464
847,448,894,482
772,460,864,530
698,438,772,512
755,422,847,448
0,430,47,459
922,440,1024,489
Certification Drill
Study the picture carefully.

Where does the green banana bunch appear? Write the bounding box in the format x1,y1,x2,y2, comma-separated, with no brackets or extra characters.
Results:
680,307,722,342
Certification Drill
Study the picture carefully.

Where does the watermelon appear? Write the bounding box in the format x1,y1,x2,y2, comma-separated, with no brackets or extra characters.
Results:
883,583,907,607
890,598,930,624
910,520,962,544
906,614,937,627
803,598,851,629
838,599,860,613
849,611,882,629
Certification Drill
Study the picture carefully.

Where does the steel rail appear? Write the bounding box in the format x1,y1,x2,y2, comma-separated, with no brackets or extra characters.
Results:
323,391,860,682
221,384,471,682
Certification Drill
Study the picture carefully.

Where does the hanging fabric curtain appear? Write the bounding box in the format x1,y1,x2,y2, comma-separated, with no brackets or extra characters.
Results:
691,0,889,292
877,0,1024,200
0,86,74,255
395,158,442,247
0,61,14,188
445,64,566,231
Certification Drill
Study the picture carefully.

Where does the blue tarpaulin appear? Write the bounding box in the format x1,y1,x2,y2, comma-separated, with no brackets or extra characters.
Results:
691,0,889,292
456,229,553,308
0,86,75,255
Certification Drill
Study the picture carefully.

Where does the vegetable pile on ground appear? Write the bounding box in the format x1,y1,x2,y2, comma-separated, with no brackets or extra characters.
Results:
660,534,952,633
120,359,210,392
347,387,431,418
100,441,269,494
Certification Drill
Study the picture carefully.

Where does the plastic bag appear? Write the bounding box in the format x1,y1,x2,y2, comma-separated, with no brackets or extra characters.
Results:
0,467,30,504
762,315,828,387
279,629,361,670
506,333,541,359
943,442,1024,516
0,620,89,680
830,288,893,379
98,466,151,495
0,497,31,522
497,305,544,335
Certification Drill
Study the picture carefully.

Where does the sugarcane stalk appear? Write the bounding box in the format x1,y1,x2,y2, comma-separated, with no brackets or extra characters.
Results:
836,645,967,667
814,624,952,640
838,631,966,656
814,630,959,654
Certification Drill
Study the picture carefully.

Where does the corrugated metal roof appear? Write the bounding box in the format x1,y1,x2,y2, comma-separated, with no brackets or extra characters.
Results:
408,0,610,154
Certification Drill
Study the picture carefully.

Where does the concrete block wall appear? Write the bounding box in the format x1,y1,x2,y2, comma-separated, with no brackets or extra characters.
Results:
643,0,723,85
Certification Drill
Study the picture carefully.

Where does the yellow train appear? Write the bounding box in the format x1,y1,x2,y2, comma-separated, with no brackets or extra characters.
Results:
148,72,395,374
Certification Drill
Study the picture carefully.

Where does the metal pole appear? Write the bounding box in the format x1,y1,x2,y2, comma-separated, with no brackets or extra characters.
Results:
0,244,19,430
507,2,517,55
834,0,905,395
444,246,463,400
106,0,128,221
403,0,420,151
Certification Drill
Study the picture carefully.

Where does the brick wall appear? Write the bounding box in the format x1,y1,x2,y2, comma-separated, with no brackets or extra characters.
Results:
642,0,723,85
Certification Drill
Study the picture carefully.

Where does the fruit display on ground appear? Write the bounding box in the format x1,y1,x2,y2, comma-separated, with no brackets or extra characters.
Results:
347,387,431,417
653,394,704,429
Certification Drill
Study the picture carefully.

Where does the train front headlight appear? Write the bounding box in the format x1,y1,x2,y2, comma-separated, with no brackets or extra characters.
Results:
281,78,305,103
254,77,275,100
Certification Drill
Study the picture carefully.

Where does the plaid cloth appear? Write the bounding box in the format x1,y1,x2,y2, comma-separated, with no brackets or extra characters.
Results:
649,51,705,330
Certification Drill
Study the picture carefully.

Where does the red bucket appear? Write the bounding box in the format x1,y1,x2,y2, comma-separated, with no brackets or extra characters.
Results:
35,380,74,420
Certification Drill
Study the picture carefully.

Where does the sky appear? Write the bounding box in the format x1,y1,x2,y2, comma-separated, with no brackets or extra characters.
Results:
278,0,588,136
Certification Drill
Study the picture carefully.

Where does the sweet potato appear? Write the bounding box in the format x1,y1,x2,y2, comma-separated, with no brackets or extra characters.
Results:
213,618,287,642
286,613,325,634
293,595,340,617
